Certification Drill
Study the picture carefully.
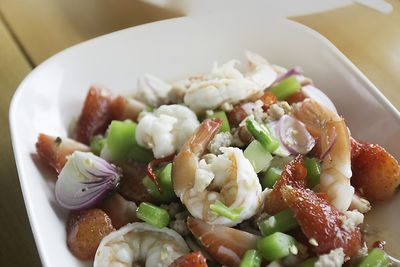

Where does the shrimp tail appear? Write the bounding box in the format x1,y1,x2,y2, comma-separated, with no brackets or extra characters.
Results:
182,118,222,155
172,118,222,198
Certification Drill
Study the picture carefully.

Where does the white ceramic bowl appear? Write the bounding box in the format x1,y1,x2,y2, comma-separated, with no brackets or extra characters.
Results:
10,14,400,266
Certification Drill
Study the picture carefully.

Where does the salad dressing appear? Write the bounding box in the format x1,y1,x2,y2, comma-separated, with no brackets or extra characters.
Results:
363,193,400,261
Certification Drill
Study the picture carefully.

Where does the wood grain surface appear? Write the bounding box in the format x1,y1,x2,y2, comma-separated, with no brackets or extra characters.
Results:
291,0,400,110
0,1,399,266
0,15,41,267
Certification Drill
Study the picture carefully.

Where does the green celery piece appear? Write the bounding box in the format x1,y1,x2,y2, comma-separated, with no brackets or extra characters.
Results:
257,232,297,261
210,200,243,221
246,118,280,153
142,163,176,203
107,120,153,163
90,137,106,156
145,106,154,112
299,257,318,267
358,248,390,267
261,167,282,189
206,110,230,132
239,249,262,267
244,140,273,173
136,202,170,228
305,158,321,187
258,209,298,236
268,75,301,100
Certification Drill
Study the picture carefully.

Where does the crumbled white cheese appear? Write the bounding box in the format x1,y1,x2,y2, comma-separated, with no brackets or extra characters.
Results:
169,218,190,236
266,101,292,123
315,248,345,267
160,202,181,219
207,132,233,154
231,127,247,147
240,100,268,124
221,102,234,112
268,103,285,121
341,210,364,232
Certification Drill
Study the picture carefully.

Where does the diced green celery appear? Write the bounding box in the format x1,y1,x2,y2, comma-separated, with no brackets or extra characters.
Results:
136,202,170,228
246,118,280,153
268,76,301,100
210,200,243,221
258,209,298,236
107,120,153,163
358,248,390,267
299,257,318,267
90,137,106,156
244,140,273,173
261,167,282,189
145,106,154,112
305,157,321,187
206,110,230,132
257,232,297,261
239,249,262,267
142,163,176,203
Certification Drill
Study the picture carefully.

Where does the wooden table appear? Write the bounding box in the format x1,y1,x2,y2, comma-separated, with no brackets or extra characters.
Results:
0,1,399,265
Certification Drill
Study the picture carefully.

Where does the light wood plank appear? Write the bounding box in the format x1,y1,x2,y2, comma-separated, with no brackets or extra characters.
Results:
0,0,183,65
291,0,400,110
0,15,41,266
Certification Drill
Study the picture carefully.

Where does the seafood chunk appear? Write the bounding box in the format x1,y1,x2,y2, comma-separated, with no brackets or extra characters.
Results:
94,223,189,267
187,217,260,267
184,51,277,113
136,104,200,158
293,100,354,211
173,119,262,226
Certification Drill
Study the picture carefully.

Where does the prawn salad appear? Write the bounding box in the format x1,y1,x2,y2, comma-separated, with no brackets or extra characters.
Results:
35,51,400,267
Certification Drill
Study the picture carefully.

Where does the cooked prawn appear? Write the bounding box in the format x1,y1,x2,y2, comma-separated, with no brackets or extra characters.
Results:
293,99,354,212
94,222,189,267
187,217,260,267
172,118,262,226
183,51,277,113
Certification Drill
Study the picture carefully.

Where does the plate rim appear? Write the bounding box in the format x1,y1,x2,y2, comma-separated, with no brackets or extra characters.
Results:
8,14,400,266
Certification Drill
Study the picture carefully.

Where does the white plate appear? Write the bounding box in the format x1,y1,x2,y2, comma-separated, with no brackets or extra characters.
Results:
9,14,400,266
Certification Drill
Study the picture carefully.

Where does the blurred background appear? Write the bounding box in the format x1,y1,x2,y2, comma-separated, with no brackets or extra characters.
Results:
0,0,399,265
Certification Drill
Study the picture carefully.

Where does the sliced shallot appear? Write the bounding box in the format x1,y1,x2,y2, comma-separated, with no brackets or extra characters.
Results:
278,115,315,155
55,151,120,210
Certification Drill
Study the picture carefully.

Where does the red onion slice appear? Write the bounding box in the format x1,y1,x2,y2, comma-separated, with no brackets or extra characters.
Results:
302,85,337,114
240,102,257,115
277,115,316,155
274,66,303,84
266,121,290,157
55,151,120,210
